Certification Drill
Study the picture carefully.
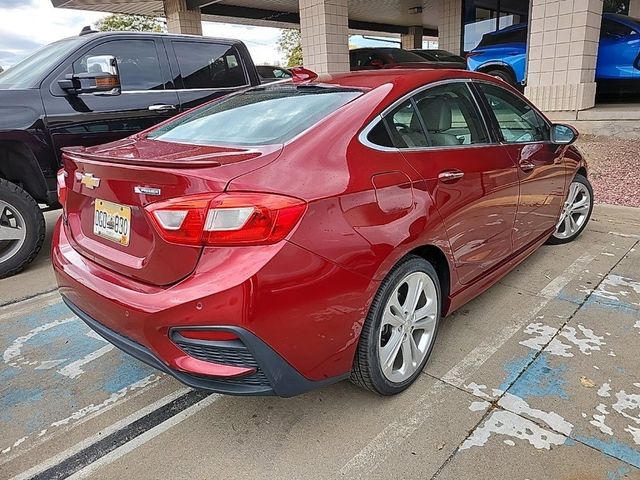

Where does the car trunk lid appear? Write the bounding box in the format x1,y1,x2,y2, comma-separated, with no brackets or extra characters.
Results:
61,139,282,286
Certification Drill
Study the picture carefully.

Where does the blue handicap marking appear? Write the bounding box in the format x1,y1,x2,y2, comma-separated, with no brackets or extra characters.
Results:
0,298,158,454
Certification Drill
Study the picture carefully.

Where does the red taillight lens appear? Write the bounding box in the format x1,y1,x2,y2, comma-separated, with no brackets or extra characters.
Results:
56,168,68,206
177,329,239,341
145,192,306,246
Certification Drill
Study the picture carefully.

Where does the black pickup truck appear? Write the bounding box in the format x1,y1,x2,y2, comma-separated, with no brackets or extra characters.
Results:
0,29,261,277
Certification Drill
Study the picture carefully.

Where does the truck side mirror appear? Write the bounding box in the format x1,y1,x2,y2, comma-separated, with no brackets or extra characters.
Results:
58,55,121,96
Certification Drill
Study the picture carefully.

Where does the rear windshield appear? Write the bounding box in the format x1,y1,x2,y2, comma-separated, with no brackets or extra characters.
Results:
477,25,528,48
147,85,362,146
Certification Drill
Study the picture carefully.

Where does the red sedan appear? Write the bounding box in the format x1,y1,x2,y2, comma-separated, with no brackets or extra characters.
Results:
52,69,593,397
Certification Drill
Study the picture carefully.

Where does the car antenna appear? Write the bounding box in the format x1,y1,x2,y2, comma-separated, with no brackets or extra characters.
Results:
79,25,98,36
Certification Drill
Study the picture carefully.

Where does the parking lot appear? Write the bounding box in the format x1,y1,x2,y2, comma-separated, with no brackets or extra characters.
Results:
0,203,637,480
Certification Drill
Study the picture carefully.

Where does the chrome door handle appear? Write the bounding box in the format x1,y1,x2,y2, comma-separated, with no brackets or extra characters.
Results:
148,104,176,111
519,160,535,172
438,170,465,182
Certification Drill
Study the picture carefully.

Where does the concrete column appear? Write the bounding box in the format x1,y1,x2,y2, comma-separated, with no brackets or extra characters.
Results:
401,26,424,49
629,0,640,17
438,0,462,54
299,0,350,75
164,0,202,35
525,0,603,112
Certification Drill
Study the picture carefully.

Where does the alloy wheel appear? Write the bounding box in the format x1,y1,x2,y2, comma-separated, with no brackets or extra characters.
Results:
553,181,591,240
377,271,438,383
0,200,27,264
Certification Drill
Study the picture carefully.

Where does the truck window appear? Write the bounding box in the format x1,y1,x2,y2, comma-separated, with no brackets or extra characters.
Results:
72,40,164,91
172,42,247,89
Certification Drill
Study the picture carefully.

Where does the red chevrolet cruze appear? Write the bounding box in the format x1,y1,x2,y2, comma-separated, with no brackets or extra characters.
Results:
53,69,593,397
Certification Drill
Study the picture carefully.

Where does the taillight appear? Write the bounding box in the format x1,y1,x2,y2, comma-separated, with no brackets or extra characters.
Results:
56,168,68,206
145,192,306,246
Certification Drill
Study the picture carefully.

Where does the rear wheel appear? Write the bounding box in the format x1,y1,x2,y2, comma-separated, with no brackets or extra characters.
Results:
0,179,45,278
350,256,441,395
485,68,516,86
547,174,593,245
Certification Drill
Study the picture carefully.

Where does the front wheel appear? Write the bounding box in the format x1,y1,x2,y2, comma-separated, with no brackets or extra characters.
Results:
350,256,441,395
0,179,45,278
547,174,593,245
485,68,517,86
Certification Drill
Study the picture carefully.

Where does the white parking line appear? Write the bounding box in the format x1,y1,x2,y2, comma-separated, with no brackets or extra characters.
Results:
9,387,192,480
338,252,595,479
66,394,220,480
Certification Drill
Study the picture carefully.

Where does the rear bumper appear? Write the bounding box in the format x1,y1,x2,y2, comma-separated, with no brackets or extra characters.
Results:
52,216,372,395
63,297,346,397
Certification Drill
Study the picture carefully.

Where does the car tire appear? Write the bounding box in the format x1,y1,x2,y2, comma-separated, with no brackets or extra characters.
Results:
547,174,593,245
0,178,45,278
486,68,517,86
350,255,441,395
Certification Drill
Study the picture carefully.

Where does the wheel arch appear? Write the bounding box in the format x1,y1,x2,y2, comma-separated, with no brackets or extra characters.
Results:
0,139,49,203
407,244,452,316
477,62,517,80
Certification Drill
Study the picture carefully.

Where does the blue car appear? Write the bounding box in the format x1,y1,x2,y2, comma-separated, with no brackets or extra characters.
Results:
467,13,640,88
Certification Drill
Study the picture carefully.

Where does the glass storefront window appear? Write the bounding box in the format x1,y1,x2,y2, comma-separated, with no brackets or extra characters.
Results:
463,0,530,52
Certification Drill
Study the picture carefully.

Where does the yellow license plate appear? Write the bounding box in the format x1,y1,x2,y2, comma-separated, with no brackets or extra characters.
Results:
94,199,131,246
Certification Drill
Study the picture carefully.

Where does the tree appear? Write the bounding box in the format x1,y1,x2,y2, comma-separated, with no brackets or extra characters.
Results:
603,0,628,14
0,66,3,74
278,29,303,67
95,14,165,33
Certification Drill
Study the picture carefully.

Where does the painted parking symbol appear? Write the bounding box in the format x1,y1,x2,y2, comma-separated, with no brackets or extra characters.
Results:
3,315,114,379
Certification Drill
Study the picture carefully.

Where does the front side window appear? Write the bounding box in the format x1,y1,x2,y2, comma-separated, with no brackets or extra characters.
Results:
147,85,361,146
413,83,490,146
172,42,246,89
601,18,637,38
477,83,549,143
72,40,164,91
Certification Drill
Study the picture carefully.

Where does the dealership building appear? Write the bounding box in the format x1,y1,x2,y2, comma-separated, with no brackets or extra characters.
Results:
52,0,639,113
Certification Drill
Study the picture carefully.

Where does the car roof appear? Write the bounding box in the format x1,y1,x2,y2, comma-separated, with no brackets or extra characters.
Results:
302,68,505,93
62,30,245,45
603,12,640,28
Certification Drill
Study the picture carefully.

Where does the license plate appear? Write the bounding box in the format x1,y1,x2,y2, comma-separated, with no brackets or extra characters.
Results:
94,199,131,246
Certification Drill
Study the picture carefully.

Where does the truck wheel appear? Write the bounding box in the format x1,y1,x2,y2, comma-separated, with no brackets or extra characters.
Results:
0,179,45,278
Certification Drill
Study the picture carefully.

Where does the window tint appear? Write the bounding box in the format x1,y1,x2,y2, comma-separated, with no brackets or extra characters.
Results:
386,100,429,148
147,86,361,146
73,40,164,91
478,25,527,47
172,42,246,89
366,121,394,148
601,18,637,38
413,83,489,146
478,83,549,143
350,50,386,68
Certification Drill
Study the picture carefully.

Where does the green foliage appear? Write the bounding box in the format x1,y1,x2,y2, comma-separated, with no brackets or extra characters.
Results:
95,14,165,33
603,0,629,14
278,29,303,67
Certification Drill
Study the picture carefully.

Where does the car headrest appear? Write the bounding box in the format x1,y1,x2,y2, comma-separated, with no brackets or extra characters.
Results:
418,97,452,133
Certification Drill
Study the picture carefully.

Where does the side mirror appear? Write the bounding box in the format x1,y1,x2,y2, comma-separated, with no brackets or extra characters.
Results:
551,123,578,145
58,55,121,96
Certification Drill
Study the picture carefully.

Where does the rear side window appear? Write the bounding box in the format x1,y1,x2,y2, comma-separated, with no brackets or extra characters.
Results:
172,42,247,89
147,86,362,146
601,19,637,38
386,100,429,148
72,40,164,91
477,83,549,143
413,83,489,146
478,26,527,47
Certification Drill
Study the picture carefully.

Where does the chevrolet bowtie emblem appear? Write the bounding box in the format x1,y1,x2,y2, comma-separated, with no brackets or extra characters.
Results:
77,172,100,189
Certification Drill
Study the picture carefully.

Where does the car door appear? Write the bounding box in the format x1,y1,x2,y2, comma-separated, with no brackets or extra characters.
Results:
597,17,640,80
166,40,251,111
474,82,566,252
43,37,180,159
388,81,519,285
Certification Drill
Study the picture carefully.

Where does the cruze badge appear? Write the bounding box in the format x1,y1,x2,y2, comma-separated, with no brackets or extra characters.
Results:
134,186,161,196
77,172,100,189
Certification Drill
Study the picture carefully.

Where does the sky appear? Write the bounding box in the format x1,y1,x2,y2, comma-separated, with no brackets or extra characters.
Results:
0,0,400,70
